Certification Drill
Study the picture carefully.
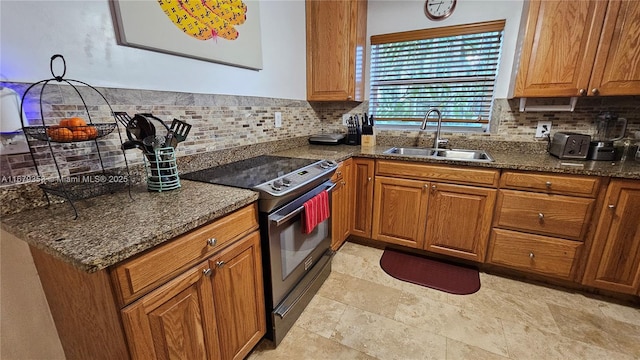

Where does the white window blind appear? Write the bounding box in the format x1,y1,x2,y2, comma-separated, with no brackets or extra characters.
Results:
369,21,505,128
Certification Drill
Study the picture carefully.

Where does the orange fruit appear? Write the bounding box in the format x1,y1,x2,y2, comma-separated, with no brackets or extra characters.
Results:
49,127,73,142
72,130,89,141
83,126,98,139
60,118,71,127
68,117,87,127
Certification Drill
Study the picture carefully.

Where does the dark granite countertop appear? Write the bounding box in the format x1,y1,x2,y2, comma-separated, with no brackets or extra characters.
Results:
274,145,640,179
2,141,638,274
0,181,258,273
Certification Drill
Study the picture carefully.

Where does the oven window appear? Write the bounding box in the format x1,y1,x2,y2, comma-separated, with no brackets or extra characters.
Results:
279,219,329,280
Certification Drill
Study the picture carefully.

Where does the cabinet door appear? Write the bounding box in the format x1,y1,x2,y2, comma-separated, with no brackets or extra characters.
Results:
424,183,496,262
331,178,347,250
211,231,266,360
121,262,220,360
372,176,429,248
331,159,353,250
583,180,640,295
351,158,375,238
306,0,366,101
589,0,640,96
515,0,607,97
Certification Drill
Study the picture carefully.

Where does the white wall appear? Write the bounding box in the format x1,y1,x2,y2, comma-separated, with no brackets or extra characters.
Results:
0,0,307,99
366,0,525,98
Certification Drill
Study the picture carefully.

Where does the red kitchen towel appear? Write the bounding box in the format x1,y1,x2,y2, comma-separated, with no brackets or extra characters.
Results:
303,190,330,234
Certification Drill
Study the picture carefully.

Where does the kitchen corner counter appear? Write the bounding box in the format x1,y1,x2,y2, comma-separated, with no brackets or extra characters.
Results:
0,181,258,273
274,144,640,179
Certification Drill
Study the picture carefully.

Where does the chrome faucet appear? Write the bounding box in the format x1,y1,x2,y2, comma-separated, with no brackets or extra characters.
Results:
420,108,448,149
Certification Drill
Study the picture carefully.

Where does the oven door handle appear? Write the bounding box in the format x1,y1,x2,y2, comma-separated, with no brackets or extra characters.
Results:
271,182,336,227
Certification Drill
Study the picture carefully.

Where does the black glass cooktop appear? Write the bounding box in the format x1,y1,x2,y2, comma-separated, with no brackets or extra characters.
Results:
181,155,318,189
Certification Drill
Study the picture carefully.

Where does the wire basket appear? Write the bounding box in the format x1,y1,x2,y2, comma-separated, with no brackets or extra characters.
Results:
39,171,130,201
23,123,116,142
143,147,180,192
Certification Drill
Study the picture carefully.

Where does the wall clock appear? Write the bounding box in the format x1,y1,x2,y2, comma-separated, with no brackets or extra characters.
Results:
424,0,457,21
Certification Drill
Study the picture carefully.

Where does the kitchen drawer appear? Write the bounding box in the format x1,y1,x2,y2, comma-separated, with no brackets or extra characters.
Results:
376,160,499,187
111,204,259,306
500,171,600,197
494,190,594,240
487,228,582,280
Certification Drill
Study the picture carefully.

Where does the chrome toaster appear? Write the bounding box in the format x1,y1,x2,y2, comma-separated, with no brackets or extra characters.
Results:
548,132,591,159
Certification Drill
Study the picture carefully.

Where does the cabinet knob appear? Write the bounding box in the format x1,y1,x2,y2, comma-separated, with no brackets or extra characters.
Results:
203,268,212,277
538,213,544,220
347,96,353,100
216,260,226,268
608,204,615,209
592,88,599,95
529,252,535,259
207,238,217,247
579,88,586,96
431,185,437,190
342,181,346,186
545,181,552,188
337,171,342,176
367,177,372,182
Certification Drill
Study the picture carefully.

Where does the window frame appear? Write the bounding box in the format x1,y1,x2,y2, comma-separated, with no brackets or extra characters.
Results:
369,20,506,132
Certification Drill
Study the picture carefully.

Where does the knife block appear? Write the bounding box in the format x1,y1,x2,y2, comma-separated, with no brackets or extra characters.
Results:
361,134,376,148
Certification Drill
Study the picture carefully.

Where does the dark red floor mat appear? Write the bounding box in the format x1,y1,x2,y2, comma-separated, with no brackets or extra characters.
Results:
380,248,480,295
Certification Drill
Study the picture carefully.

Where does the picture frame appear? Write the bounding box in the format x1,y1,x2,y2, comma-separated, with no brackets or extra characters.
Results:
110,0,263,70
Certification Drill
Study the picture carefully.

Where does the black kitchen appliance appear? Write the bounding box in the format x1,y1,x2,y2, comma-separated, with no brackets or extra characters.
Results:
181,155,337,345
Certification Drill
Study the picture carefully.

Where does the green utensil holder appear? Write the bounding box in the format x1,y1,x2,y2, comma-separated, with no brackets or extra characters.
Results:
143,147,180,192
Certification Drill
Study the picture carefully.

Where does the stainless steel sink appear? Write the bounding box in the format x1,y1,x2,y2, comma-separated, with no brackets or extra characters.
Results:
383,147,494,162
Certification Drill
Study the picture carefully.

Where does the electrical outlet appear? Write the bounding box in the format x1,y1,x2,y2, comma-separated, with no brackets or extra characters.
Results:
274,112,282,128
535,121,552,138
342,114,350,126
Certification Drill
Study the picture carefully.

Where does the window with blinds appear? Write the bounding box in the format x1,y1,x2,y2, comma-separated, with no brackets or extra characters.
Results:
369,20,505,130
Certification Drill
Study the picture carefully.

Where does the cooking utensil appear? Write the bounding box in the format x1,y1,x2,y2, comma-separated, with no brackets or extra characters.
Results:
143,135,166,150
168,119,192,145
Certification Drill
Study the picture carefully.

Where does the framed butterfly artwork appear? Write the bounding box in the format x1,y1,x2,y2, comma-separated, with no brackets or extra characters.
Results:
110,0,263,70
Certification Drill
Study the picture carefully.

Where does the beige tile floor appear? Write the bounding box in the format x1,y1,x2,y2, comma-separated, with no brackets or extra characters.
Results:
248,242,640,360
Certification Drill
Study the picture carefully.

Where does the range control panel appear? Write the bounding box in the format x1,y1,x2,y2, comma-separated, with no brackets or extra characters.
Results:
254,160,337,196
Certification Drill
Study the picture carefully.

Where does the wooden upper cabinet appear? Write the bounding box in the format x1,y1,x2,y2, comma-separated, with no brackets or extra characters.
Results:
589,0,640,96
583,179,640,295
515,0,606,97
514,0,640,97
306,0,367,101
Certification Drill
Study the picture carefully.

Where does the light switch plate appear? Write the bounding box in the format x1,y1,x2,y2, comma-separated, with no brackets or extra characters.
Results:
342,114,350,126
535,121,552,138
274,112,282,128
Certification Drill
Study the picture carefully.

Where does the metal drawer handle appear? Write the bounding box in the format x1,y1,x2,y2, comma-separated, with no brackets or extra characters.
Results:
538,213,544,220
529,252,535,259
207,238,217,247
216,261,226,268
203,268,212,277
545,181,552,188
608,204,615,209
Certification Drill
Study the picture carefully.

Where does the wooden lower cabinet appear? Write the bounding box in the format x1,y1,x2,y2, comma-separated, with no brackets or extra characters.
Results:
424,183,496,262
123,231,265,360
122,262,221,360
372,176,429,248
331,159,352,250
583,179,640,295
351,158,375,238
210,232,266,360
30,204,265,360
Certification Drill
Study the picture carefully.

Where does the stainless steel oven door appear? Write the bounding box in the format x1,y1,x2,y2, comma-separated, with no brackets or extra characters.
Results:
266,180,335,306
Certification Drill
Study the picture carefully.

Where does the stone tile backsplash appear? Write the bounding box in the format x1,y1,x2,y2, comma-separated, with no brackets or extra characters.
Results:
1,81,639,189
